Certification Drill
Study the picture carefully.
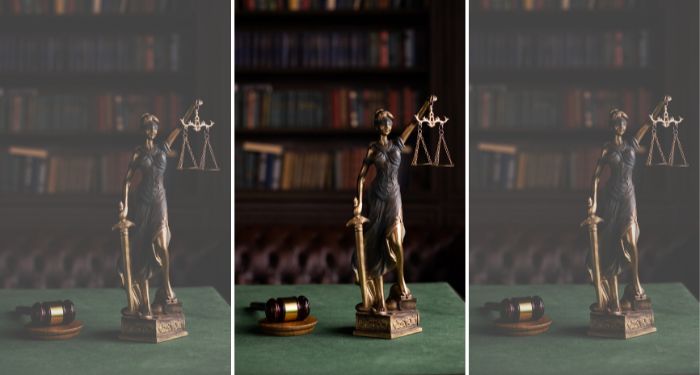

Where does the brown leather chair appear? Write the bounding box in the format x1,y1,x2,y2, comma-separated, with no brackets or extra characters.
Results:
0,230,230,300
469,224,698,298
235,225,466,296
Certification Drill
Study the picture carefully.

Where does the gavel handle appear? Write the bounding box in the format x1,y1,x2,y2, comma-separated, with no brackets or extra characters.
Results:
15,306,32,315
249,302,266,311
484,302,502,311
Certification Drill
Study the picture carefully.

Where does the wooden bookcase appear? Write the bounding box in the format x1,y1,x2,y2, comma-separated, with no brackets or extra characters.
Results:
234,0,465,228
0,0,231,231
469,0,699,229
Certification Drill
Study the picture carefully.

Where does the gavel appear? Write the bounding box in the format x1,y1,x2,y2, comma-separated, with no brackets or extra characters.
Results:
15,300,76,326
250,296,310,323
484,296,544,322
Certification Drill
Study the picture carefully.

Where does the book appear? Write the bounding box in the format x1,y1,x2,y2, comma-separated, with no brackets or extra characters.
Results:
1,147,132,194
471,30,650,69
235,85,420,130
474,143,601,191
0,34,180,73
236,145,379,191
472,85,651,130
0,90,183,133
235,30,420,69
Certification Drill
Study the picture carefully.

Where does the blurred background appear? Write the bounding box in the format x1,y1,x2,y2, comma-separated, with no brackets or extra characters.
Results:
0,0,231,302
234,0,466,297
469,0,699,298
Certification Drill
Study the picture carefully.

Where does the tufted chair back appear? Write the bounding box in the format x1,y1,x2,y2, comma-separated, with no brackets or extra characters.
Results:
0,230,230,296
469,224,698,296
234,225,466,295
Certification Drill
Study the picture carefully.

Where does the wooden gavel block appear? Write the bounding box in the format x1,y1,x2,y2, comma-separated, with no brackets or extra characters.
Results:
250,296,317,336
484,296,551,336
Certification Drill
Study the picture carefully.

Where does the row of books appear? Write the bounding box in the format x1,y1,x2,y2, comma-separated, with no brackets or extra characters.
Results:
471,30,650,68
0,34,181,73
0,146,132,194
472,86,652,130
477,0,643,11
235,30,421,69
237,0,424,11
236,142,383,191
234,84,422,130
473,142,601,191
0,0,187,15
0,90,183,133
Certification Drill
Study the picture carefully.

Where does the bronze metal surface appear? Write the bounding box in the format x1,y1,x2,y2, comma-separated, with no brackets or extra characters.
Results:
517,301,533,321
354,310,422,339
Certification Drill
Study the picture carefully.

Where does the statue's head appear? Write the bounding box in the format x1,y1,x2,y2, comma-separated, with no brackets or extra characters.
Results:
140,113,160,140
373,109,394,136
609,108,628,136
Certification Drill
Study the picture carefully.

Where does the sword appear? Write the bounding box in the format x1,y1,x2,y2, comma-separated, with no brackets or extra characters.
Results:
581,198,604,311
113,202,138,315
346,198,370,311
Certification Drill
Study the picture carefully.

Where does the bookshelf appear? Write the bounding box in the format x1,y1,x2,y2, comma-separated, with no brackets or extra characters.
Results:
234,0,465,227
0,0,231,231
469,0,699,228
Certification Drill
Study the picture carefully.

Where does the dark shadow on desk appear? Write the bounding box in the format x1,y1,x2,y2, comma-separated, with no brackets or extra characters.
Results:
87,330,121,342
549,325,588,337
237,324,261,335
331,326,354,336
469,308,498,336
468,323,495,336
3,311,32,340
237,306,264,335
0,328,32,340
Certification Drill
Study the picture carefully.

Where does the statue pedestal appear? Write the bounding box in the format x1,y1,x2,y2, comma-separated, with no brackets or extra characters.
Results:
354,298,422,339
588,298,656,339
119,302,188,343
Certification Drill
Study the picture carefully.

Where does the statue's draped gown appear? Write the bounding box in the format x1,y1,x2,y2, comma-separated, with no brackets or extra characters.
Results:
353,137,405,280
118,142,172,283
587,136,639,280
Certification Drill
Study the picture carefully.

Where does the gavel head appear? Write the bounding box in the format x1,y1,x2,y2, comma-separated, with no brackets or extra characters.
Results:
499,296,544,322
264,296,310,323
31,300,76,326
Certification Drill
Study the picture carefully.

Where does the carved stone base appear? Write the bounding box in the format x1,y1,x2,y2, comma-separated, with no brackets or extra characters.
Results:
354,309,422,339
588,307,656,339
119,305,188,343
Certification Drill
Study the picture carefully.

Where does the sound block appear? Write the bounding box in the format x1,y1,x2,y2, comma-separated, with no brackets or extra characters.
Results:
25,320,83,340
492,315,552,336
258,315,317,336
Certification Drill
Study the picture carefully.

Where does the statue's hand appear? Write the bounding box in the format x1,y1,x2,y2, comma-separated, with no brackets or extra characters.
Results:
587,197,597,216
353,197,362,217
118,202,128,221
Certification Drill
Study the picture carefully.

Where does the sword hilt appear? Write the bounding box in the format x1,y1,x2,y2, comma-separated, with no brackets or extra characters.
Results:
581,198,603,227
112,219,135,232
580,214,603,228
346,215,369,228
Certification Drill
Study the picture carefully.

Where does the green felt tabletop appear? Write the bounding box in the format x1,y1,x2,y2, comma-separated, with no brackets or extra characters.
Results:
0,287,230,375
235,282,466,375
470,283,700,375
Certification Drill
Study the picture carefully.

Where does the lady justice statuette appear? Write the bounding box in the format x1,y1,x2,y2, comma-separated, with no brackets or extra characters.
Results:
347,95,451,339
113,99,219,343
582,95,688,339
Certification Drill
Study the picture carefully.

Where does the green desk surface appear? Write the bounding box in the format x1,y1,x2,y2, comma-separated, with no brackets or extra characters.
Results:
235,283,465,375
470,283,700,375
0,287,230,375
